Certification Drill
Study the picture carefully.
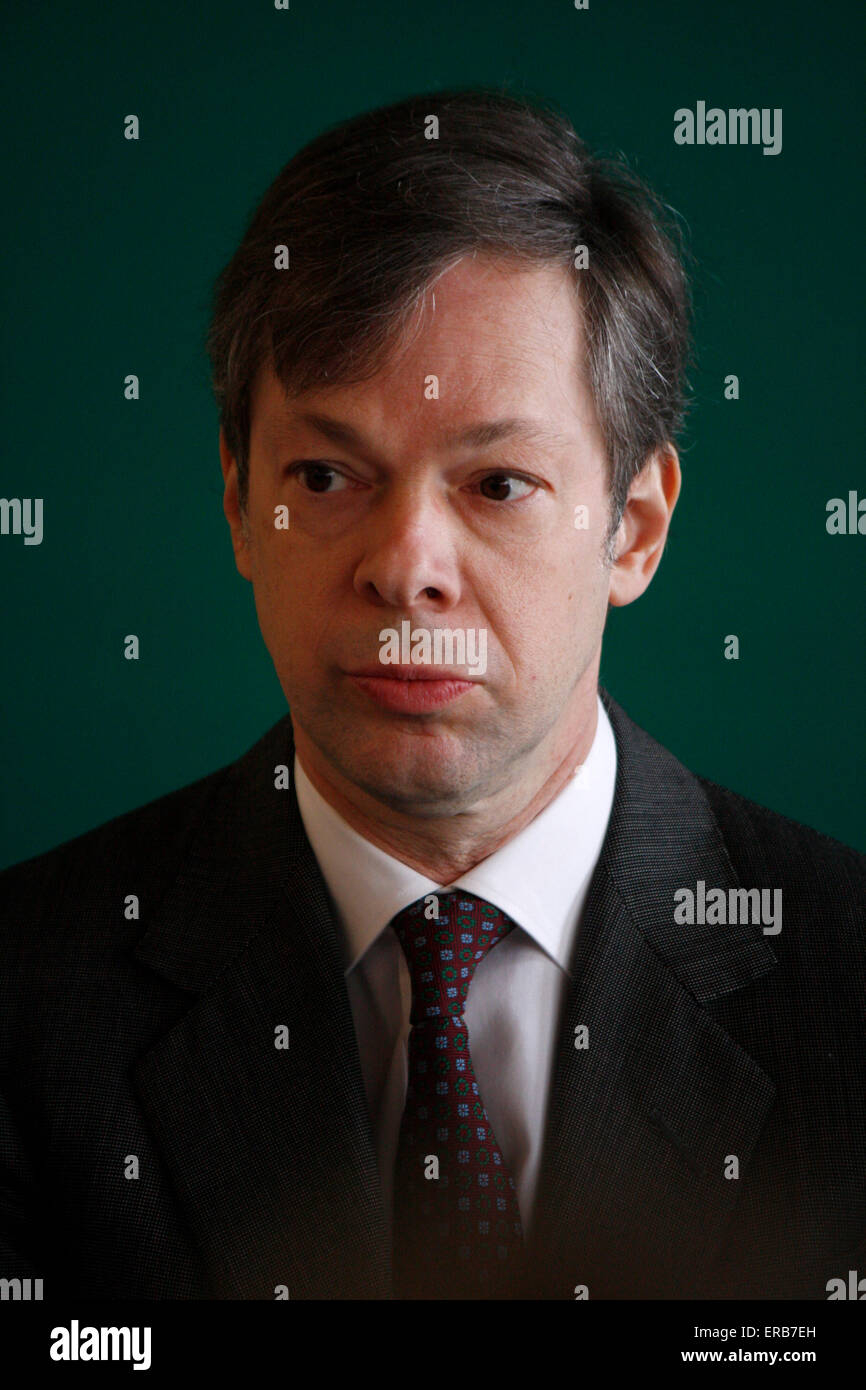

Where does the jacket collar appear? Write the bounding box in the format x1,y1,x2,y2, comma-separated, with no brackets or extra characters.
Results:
526,689,778,1297
597,688,777,1003
132,712,392,1297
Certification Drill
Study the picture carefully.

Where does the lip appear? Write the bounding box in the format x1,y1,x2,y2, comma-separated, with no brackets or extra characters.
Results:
346,666,478,713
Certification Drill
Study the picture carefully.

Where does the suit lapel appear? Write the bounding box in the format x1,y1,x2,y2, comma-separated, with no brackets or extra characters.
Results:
130,716,390,1299
527,692,779,1298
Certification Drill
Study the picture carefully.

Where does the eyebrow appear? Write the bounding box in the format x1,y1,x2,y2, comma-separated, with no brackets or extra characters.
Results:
291,411,573,453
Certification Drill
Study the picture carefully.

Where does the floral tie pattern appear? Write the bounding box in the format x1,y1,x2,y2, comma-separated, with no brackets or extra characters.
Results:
389,890,524,1299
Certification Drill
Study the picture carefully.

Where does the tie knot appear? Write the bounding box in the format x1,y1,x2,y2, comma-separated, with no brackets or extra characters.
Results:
390,891,515,1025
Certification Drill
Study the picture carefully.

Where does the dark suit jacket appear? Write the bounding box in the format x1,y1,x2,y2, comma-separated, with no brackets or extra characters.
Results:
1,690,864,1300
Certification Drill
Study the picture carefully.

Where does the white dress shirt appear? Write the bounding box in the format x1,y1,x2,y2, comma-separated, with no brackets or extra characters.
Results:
293,694,617,1237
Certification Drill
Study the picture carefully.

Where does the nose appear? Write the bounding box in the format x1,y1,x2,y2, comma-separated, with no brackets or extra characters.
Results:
352,483,462,611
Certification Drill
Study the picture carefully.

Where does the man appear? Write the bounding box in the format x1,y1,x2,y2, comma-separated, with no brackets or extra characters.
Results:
1,88,863,1302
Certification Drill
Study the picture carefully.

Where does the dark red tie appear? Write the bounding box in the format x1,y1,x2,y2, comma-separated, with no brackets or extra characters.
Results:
389,890,525,1299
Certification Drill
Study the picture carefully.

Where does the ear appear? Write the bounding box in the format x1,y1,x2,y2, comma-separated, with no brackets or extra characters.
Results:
607,444,681,607
219,428,253,582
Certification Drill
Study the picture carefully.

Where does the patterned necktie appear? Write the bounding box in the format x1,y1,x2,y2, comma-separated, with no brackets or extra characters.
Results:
389,890,525,1299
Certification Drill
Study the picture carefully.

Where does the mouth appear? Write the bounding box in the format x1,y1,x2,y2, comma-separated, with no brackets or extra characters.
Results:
345,665,478,713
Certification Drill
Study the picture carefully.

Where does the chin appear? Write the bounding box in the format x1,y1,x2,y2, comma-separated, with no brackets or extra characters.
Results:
341,739,480,811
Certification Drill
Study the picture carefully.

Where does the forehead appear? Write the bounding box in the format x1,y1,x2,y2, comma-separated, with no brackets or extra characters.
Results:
250,254,598,448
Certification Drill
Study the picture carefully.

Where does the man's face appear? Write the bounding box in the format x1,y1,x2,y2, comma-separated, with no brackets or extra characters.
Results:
224,255,619,816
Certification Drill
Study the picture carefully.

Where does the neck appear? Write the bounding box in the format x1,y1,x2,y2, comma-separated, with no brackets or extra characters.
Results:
293,695,600,884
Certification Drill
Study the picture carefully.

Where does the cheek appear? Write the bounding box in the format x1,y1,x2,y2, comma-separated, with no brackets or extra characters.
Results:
513,528,604,609
550,551,610,658
250,539,287,616
251,536,342,668
251,516,307,601
248,534,300,646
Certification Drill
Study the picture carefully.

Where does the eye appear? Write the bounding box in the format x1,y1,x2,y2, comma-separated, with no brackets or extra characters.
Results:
476,473,537,502
288,462,353,493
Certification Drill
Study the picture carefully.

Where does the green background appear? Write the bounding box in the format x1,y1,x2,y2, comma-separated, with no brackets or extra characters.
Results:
2,0,863,867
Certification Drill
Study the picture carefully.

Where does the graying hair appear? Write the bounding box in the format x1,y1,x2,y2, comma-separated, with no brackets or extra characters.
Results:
206,86,693,549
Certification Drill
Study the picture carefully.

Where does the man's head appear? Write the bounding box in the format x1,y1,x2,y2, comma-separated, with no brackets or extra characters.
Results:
208,88,688,830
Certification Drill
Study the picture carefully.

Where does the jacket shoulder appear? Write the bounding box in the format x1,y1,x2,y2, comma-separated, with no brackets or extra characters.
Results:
602,686,865,897
698,774,866,901
0,757,234,961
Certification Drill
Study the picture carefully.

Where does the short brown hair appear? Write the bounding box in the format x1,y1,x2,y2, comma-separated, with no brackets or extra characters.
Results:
205,86,692,534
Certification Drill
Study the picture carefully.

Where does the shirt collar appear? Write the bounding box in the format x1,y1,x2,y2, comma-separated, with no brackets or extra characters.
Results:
294,694,617,976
